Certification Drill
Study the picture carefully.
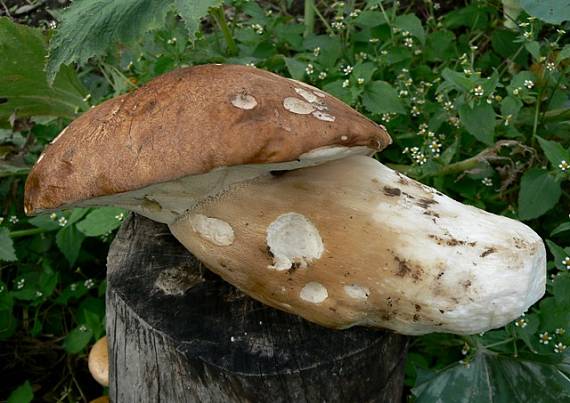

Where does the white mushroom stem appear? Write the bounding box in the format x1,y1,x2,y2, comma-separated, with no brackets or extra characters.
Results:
169,156,546,335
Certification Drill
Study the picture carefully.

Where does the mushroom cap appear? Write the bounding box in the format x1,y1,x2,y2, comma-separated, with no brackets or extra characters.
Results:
88,336,109,387
24,64,391,215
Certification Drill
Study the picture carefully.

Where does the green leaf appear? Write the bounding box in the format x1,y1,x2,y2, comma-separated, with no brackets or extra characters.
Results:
546,239,569,270
46,0,174,83
525,41,541,59
56,225,85,266
354,11,387,27
442,68,474,92
394,14,425,44
7,380,33,403
537,137,570,168
458,103,496,145
412,350,570,402
557,45,570,62
553,273,570,307
76,207,125,237
352,63,377,83
551,222,570,236
518,169,562,220
0,18,87,124
362,81,405,115
175,0,221,40
303,35,342,68
63,325,93,353
501,96,523,119
322,81,353,105
284,57,306,81
520,0,570,24
425,30,455,61
0,228,17,262
27,214,60,230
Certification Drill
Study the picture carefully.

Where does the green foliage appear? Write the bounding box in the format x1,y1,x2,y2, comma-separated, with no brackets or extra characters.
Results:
0,18,87,126
518,168,562,220
521,0,570,25
413,350,570,401
7,381,33,403
46,0,222,82
1,0,569,400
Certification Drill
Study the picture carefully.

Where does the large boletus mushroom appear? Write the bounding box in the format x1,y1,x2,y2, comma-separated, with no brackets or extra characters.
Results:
24,64,546,335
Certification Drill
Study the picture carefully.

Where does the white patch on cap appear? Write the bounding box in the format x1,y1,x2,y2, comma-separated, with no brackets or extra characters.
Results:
266,212,324,270
344,284,370,300
294,87,318,103
283,97,315,115
341,135,348,141
231,94,257,110
300,282,328,303
312,111,336,122
189,214,234,246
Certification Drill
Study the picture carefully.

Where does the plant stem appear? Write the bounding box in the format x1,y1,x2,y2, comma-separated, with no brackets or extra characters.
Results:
10,227,53,239
483,337,514,349
210,6,238,56
304,0,315,37
532,88,544,140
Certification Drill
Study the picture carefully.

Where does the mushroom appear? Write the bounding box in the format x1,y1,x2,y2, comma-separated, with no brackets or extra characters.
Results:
88,336,109,387
24,64,546,335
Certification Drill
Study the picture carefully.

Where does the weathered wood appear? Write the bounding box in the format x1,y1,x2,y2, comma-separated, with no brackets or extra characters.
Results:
106,214,408,402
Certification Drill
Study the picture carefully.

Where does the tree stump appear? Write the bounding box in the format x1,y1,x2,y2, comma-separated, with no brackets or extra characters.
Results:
106,214,409,402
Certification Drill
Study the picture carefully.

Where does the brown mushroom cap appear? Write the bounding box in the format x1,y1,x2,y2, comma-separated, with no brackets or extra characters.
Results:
24,64,390,215
88,336,109,387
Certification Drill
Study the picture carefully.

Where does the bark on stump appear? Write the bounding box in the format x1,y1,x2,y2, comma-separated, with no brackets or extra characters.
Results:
106,214,409,402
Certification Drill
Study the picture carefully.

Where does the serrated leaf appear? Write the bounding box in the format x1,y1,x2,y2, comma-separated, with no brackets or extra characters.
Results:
537,137,570,168
501,96,523,119
518,169,562,220
551,222,570,236
520,0,570,24
63,326,93,353
394,14,425,44
47,0,174,83
362,81,405,115
0,228,17,262
175,0,221,40
0,18,87,124
7,380,33,403
458,102,496,145
412,350,570,402
354,10,387,27
56,225,85,266
76,207,125,237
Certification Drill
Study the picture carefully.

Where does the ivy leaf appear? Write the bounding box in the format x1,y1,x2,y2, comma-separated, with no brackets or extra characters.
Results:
47,0,174,83
362,81,405,115
520,0,570,24
458,103,496,145
412,350,570,402
175,0,221,40
76,207,126,237
394,14,425,44
56,225,85,266
518,169,562,220
0,17,87,125
7,380,33,403
537,137,570,168
0,228,17,262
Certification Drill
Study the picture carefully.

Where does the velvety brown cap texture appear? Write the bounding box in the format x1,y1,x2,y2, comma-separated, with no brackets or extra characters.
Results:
25,64,391,214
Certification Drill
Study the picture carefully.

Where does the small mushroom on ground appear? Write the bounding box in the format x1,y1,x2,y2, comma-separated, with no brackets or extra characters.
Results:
88,336,109,387
24,64,545,335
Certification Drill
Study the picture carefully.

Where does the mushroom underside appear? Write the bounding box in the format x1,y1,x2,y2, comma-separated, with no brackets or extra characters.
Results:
168,155,546,335
72,145,374,224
